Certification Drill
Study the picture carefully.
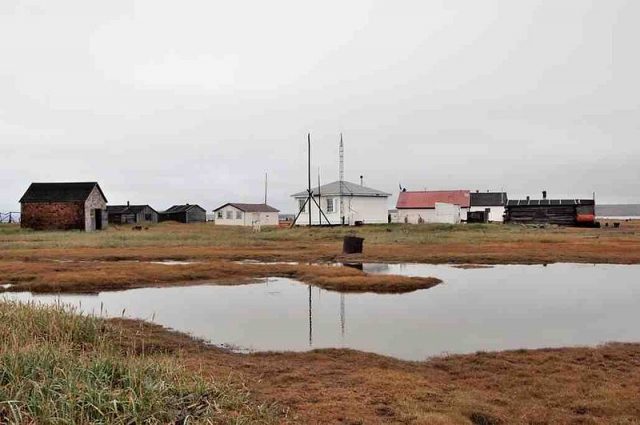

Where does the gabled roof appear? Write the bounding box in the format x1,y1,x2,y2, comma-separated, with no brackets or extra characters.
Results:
470,192,508,207
107,205,158,214
214,203,280,213
396,190,470,209
506,199,594,207
291,180,390,198
20,182,107,203
162,204,205,213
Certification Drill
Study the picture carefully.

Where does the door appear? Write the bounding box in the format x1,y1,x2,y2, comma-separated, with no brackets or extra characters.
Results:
95,209,103,230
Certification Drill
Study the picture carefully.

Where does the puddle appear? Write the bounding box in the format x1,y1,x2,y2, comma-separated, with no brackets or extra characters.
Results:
3,263,640,361
149,260,201,266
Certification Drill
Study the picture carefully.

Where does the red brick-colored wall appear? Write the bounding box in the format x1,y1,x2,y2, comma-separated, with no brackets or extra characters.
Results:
21,202,85,231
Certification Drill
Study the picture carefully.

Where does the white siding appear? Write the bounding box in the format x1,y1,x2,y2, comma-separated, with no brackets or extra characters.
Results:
398,204,467,224
214,205,279,226
469,206,505,222
293,195,388,225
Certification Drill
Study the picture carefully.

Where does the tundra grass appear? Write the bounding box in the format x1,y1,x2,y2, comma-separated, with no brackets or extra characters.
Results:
0,300,278,424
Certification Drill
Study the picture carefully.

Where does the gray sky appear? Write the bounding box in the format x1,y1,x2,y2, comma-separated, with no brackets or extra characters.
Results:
1,0,638,213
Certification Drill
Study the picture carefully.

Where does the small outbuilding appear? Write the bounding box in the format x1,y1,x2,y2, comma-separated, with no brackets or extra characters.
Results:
107,203,158,225
396,190,470,224
469,191,508,222
158,204,206,223
213,203,280,226
20,182,108,231
505,192,596,226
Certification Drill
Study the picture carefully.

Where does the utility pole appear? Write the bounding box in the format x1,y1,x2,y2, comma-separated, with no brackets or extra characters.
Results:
339,134,345,225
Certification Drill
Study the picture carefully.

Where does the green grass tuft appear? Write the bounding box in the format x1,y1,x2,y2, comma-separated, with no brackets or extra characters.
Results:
0,300,277,424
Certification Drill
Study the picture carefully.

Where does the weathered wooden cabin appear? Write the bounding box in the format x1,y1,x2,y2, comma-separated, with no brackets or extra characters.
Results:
158,204,206,223
19,182,108,231
107,203,158,225
505,192,596,226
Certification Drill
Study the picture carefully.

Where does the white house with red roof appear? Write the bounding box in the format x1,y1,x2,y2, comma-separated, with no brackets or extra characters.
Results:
396,190,471,224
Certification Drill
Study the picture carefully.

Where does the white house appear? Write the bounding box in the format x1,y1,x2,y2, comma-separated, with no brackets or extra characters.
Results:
291,180,390,225
469,191,508,222
213,203,280,227
396,190,470,224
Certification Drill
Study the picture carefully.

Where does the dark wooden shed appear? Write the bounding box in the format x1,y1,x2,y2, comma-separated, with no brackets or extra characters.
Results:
159,204,206,223
107,204,158,225
19,182,108,231
505,198,596,226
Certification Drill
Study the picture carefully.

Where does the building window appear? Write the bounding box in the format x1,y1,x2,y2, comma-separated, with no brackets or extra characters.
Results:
226,210,233,219
145,213,152,221
217,211,223,219
298,199,306,213
236,211,242,219
326,198,334,213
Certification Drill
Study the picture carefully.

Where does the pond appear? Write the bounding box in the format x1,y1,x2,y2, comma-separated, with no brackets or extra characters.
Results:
3,263,640,360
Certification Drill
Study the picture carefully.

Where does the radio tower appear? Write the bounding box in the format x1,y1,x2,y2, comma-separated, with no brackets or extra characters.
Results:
339,134,345,225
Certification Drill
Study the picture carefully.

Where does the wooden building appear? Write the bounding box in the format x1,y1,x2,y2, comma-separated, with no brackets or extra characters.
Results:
107,203,158,225
19,182,108,231
213,203,280,226
505,193,596,226
159,204,206,223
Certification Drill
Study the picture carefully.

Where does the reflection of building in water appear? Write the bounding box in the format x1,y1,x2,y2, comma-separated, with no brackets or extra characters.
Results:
362,263,390,274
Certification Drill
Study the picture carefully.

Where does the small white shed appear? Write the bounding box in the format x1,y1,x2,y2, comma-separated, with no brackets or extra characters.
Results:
213,203,280,227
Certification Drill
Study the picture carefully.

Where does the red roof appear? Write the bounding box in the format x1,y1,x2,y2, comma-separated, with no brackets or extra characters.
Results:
396,190,470,209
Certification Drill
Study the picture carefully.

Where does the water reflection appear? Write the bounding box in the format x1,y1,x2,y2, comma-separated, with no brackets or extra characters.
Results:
3,263,640,360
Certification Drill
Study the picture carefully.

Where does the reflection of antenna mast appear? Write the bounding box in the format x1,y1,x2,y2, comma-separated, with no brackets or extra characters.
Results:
340,293,345,340
308,284,313,347
339,134,345,225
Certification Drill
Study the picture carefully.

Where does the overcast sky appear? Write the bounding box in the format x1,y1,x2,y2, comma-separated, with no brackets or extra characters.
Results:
1,0,638,213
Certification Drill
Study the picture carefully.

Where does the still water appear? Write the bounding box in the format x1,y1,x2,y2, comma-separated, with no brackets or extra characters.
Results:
4,263,640,360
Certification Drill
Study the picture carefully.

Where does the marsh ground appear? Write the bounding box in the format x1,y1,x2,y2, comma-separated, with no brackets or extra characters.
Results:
1,221,640,423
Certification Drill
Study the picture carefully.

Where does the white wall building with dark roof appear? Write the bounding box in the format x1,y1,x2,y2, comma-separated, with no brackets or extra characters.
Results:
213,203,280,226
469,191,508,222
291,180,390,226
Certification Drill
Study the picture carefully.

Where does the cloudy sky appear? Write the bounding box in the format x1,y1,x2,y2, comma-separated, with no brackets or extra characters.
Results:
1,0,638,213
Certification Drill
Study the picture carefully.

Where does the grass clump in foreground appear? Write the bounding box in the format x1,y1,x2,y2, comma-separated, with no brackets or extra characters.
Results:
0,300,277,424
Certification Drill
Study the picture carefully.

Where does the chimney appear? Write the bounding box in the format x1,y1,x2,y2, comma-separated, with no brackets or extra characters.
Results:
360,175,363,186
542,190,547,200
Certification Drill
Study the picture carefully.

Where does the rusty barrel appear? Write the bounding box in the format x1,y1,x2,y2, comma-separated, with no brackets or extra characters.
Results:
343,236,364,254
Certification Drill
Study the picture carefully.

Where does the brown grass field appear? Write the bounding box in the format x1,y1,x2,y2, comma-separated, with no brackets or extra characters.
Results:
1,221,640,423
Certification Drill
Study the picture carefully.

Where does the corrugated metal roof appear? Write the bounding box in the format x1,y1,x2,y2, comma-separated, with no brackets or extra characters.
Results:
107,205,158,214
20,182,107,203
470,192,507,207
396,190,470,209
162,204,205,213
291,180,390,198
213,203,280,213
506,199,594,206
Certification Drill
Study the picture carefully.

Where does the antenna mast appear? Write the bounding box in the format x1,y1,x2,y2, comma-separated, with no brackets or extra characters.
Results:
264,172,268,204
339,134,345,225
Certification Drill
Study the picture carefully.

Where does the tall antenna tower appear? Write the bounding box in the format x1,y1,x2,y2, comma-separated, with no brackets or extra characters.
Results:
339,134,345,225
